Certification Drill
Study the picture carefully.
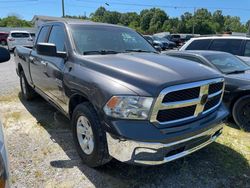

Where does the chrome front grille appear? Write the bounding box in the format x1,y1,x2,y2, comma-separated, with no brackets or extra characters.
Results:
150,78,225,126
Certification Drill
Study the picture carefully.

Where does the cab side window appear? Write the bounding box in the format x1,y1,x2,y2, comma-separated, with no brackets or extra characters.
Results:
244,41,250,57
36,26,50,44
48,25,66,52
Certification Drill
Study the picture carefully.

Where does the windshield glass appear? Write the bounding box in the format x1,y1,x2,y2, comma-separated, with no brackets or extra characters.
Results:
204,53,250,74
70,24,156,55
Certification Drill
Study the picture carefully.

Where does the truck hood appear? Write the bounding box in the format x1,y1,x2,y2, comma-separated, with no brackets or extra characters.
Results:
82,53,221,96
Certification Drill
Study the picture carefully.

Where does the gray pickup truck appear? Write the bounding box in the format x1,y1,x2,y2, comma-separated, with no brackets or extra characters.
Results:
15,20,228,167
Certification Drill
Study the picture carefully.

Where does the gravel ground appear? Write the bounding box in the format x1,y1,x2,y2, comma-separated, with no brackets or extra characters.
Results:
0,55,249,188
0,55,19,95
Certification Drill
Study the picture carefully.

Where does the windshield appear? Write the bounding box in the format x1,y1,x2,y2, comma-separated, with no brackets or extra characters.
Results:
70,25,156,55
204,53,250,74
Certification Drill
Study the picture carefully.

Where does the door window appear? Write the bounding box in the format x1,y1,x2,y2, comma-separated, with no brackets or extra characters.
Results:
48,25,66,52
209,39,242,55
36,26,50,44
186,39,211,50
244,41,250,57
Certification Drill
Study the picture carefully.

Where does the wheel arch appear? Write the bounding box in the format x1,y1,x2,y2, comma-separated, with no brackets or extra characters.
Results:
17,63,23,74
230,90,250,112
68,93,91,120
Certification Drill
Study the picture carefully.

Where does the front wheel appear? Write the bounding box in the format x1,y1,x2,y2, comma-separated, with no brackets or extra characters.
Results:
232,95,250,131
72,102,111,167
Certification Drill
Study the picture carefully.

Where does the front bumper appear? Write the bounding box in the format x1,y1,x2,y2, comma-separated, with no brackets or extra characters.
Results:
107,124,223,165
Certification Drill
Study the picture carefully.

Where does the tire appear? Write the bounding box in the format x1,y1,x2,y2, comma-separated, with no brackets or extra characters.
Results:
20,71,36,100
72,102,111,167
232,95,250,131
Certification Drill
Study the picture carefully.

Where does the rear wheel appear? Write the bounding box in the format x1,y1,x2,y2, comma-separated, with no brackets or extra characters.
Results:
20,71,36,100
72,102,111,167
232,95,250,131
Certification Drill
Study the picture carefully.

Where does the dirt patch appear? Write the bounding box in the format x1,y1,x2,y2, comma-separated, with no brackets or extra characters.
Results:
0,93,249,188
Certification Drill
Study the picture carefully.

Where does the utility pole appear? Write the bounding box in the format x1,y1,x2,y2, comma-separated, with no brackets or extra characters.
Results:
192,7,196,35
62,0,65,17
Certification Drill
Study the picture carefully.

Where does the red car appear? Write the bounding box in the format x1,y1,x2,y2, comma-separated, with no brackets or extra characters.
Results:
0,32,9,46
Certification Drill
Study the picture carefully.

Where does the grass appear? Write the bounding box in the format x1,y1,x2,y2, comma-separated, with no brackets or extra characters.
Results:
0,92,19,102
218,123,250,162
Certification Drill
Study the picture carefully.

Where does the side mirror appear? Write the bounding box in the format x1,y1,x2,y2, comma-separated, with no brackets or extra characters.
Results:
154,45,161,52
0,47,10,63
36,43,67,59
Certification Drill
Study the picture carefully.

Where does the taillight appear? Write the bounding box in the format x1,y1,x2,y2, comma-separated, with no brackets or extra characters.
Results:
8,38,15,41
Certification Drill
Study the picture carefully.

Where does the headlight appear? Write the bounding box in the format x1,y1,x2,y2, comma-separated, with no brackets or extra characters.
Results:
103,96,154,120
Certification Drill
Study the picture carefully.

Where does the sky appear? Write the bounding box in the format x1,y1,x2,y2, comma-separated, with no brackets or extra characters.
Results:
0,0,250,23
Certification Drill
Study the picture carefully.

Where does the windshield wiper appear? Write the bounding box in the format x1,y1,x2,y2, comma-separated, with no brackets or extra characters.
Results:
226,70,246,74
124,49,158,54
83,50,119,55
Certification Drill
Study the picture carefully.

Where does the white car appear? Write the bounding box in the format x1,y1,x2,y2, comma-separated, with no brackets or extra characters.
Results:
179,36,250,65
7,31,33,51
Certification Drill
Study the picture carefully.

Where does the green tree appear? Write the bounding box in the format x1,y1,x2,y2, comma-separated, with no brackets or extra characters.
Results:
179,12,193,33
224,16,247,32
212,10,224,32
140,10,153,31
193,8,215,34
120,12,140,26
90,6,106,22
0,15,32,27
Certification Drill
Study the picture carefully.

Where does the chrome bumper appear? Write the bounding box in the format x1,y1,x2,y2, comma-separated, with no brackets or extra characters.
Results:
106,124,223,165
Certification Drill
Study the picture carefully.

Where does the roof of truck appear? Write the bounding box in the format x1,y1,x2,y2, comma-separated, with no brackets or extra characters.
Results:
44,20,131,30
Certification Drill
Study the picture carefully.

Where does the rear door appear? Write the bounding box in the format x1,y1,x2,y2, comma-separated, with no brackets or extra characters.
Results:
30,26,51,93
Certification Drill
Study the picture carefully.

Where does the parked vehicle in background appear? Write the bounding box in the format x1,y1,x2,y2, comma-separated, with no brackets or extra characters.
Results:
30,33,36,41
143,35,154,44
144,35,176,50
180,36,250,65
0,32,8,46
166,50,250,131
0,47,11,188
169,34,183,46
180,34,195,43
7,31,33,52
154,33,184,47
152,36,176,49
15,20,228,167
